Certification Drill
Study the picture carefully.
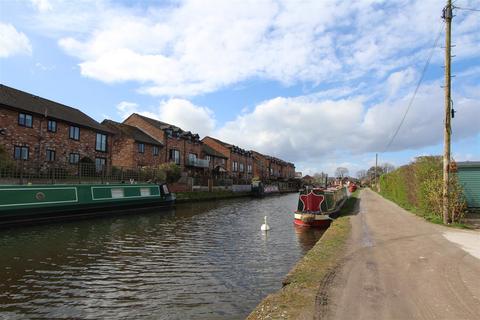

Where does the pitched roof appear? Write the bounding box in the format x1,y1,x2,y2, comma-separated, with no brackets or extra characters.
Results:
126,113,201,140
101,120,163,146
203,136,233,148
202,144,228,158
0,84,112,133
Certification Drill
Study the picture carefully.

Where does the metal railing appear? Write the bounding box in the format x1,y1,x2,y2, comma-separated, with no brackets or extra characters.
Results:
186,158,210,168
0,161,166,185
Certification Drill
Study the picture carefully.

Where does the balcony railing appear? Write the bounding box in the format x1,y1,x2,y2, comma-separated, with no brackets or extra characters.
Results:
186,158,210,168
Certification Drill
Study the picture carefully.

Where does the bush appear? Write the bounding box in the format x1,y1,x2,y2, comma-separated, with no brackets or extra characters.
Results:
158,162,181,183
0,145,14,170
379,156,466,224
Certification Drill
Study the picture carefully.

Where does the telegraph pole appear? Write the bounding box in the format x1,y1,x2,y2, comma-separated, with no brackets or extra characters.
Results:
442,0,452,224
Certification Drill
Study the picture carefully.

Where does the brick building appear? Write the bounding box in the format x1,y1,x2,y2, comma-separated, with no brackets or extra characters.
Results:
202,144,228,177
202,136,254,181
123,113,208,175
252,151,269,180
101,120,163,168
0,84,113,171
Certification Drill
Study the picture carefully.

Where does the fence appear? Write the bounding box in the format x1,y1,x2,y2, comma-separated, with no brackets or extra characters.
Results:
0,161,166,185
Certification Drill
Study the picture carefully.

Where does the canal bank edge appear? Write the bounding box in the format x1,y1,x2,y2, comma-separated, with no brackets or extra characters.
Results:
175,190,297,203
246,191,359,320
175,191,254,203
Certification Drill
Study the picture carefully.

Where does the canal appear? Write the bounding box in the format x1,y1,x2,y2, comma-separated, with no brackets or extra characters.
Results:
0,193,325,320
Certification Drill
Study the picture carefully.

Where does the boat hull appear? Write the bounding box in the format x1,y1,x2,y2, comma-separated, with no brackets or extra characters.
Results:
293,212,332,228
0,183,175,227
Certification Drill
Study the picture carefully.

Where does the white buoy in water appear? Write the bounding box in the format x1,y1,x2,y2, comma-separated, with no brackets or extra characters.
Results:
261,216,270,231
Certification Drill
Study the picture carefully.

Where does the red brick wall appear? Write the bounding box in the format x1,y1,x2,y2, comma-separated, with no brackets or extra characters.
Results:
202,137,231,172
123,114,167,162
0,107,112,167
109,135,163,168
253,152,268,180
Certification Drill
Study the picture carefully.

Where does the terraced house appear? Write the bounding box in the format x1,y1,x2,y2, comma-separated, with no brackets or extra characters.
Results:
123,113,209,176
202,136,254,182
0,84,113,171
101,120,164,168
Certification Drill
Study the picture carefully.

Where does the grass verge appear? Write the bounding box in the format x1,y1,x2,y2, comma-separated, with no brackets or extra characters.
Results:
246,192,359,320
175,191,251,203
376,189,471,229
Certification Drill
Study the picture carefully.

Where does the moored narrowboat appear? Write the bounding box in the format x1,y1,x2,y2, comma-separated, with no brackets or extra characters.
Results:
293,186,348,228
0,183,175,226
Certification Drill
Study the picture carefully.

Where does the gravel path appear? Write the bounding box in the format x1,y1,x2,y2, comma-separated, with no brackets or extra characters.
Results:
322,189,480,320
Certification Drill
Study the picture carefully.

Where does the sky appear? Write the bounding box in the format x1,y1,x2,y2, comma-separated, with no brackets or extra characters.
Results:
0,0,479,177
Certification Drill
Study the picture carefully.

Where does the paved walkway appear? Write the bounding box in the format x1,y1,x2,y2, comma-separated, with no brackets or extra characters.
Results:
322,189,480,320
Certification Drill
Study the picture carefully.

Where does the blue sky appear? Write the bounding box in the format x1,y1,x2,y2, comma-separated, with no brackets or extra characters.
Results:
1,0,479,176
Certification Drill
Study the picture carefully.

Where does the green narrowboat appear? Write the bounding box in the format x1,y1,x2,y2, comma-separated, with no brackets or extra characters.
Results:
0,183,175,226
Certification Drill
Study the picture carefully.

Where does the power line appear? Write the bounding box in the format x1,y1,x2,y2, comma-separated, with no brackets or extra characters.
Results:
383,23,444,153
454,6,480,11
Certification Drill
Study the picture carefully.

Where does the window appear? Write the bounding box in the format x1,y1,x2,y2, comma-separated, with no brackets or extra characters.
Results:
47,120,57,132
138,143,145,153
69,126,80,140
153,146,159,156
205,155,211,161
169,149,180,164
270,167,273,175
18,113,33,128
69,153,80,164
188,153,197,161
221,158,225,165
46,149,55,162
247,164,252,173
14,146,29,160
95,157,106,171
232,161,238,172
95,133,107,152
239,163,244,172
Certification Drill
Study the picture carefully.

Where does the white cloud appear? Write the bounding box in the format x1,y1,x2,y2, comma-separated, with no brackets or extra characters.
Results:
216,83,480,163
116,101,140,119
30,0,52,12
157,99,215,137
0,23,32,58
34,0,477,97
116,99,215,137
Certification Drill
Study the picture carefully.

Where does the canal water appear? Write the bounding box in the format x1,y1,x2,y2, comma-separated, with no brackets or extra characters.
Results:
0,193,325,320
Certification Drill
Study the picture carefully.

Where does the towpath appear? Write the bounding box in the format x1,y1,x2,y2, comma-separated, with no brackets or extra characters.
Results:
321,189,480,320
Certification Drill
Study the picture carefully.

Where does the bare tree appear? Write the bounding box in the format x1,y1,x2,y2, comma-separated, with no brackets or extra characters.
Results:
356,169,367,180
335,167,349,178
381,162,395,174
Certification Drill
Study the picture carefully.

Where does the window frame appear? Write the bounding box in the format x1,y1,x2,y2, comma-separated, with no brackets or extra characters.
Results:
95,157,107,172
239,163,244,172
69,126,80,140
47,120,57,133
232,161,238,172
18,113,33,128
153,145,159,156
169,149,180,165
14,146,29,160
138,143,145,153
95,133,108,152
69,153,80,164
46,149,56,162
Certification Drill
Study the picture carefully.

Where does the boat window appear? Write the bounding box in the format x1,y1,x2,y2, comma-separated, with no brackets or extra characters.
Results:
140,188,151,196
111,188,124,198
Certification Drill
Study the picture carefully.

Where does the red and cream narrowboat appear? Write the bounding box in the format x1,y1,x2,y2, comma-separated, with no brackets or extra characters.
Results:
294,186,348,228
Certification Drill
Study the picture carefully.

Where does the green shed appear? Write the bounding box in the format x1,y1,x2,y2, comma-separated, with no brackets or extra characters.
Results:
457,161,480,208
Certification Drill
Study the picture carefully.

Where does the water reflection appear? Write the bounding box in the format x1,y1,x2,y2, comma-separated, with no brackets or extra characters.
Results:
0,193,325,320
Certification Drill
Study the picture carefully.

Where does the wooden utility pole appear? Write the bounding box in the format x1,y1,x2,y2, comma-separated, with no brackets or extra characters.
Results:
375,153,378,191
442,0,452,224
